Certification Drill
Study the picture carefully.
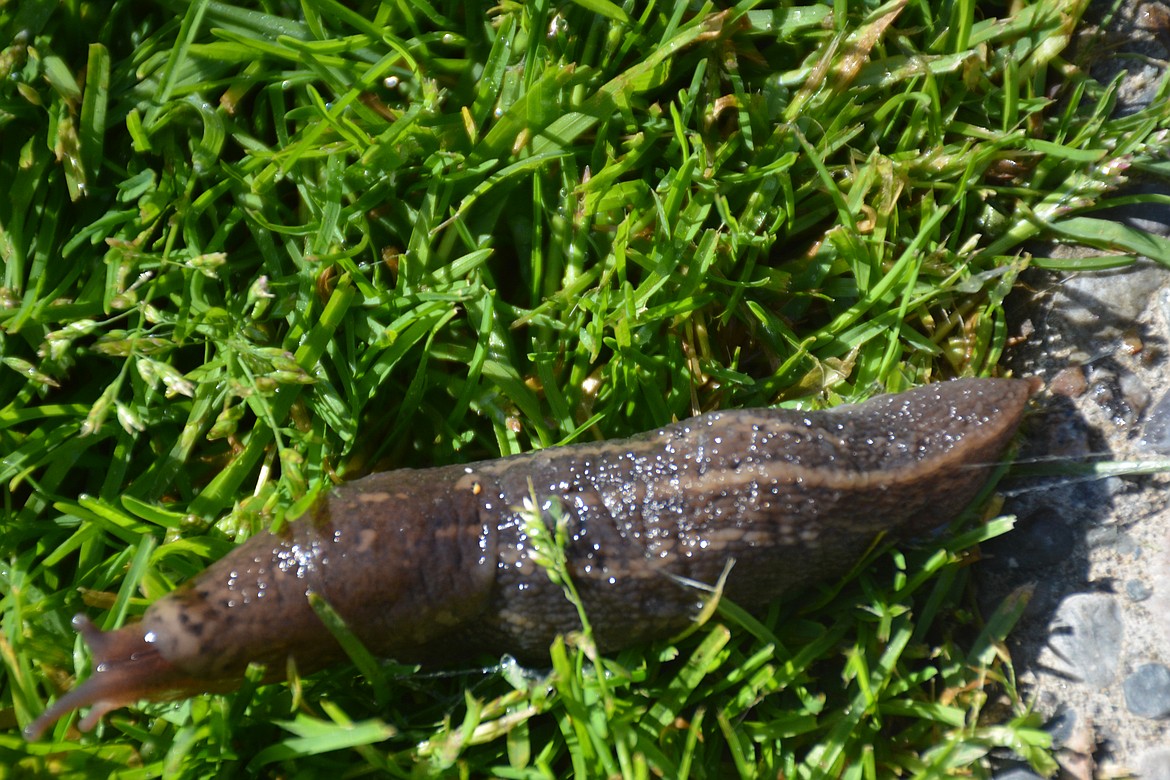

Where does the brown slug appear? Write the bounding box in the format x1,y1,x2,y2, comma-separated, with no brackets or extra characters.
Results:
25,377,1036,740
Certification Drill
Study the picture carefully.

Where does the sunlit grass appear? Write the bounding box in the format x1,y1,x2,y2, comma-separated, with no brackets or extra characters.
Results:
2,0,1168,776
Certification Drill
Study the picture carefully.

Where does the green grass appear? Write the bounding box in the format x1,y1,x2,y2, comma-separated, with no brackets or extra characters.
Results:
1,0,1168,776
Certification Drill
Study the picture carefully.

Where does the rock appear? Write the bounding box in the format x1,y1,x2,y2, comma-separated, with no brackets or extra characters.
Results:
1123,664,1170,719
1046,594,1123,687
1124,579,1153,602
1049,259,1166,350
1140,387,1170,454
1044,708,1078,747
992,768,1045,780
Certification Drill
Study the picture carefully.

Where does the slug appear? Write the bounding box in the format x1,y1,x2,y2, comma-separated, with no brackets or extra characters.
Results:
25,377,1036,740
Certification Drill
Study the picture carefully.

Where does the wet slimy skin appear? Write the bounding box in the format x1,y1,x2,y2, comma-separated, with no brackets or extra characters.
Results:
25,377,1036,739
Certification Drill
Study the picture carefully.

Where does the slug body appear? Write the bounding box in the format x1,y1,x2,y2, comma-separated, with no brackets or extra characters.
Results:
27,378,1035,739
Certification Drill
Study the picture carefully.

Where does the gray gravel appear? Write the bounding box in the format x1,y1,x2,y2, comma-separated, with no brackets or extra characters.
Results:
991,224,1170,770
993,255,1170,778
981,3,1170,776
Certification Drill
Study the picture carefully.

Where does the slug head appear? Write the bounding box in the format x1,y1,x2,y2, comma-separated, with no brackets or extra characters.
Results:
24,614,216,741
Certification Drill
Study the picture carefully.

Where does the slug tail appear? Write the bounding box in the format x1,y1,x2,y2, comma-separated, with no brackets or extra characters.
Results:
24,614,208,741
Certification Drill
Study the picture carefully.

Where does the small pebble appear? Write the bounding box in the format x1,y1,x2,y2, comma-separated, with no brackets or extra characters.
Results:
1114,532,1138,558
1140,388,1170,454
1118,370,1150,415
1123,664,1170,719
1049,366,1087,398
1086,525,1119,549
1043,709,1077,747
1125,579,1152,602
992,768,1044,780
1102,475,1130,498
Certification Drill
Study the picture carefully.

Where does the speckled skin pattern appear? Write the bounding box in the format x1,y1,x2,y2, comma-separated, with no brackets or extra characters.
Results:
28,377,1034,738
139,376,1035,669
